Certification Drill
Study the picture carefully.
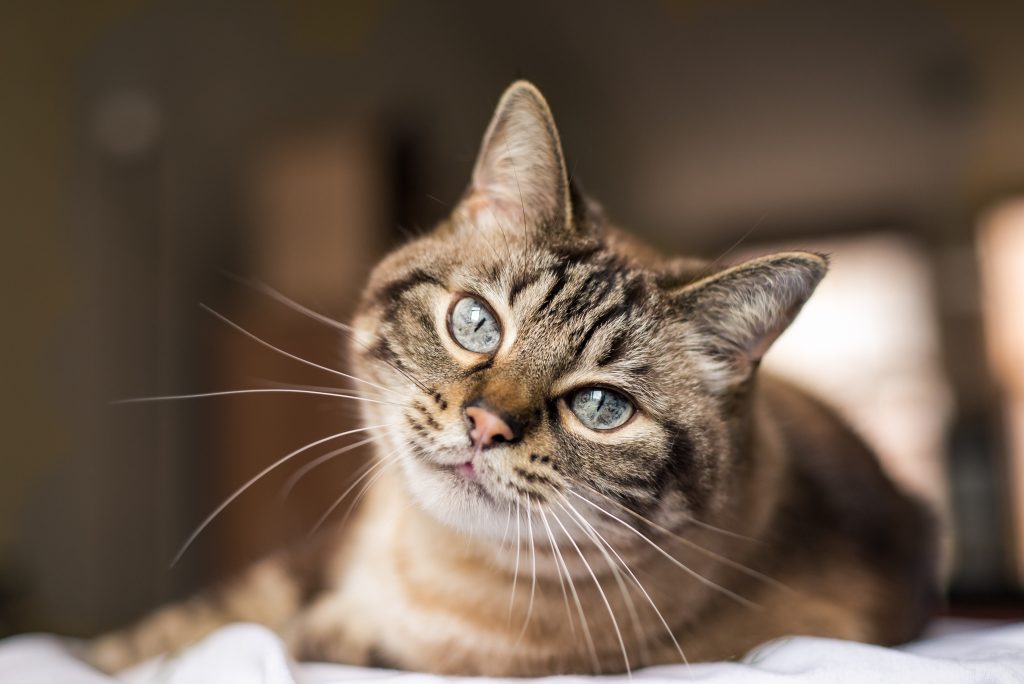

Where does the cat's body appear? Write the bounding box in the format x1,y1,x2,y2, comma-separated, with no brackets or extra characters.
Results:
90,82,937,675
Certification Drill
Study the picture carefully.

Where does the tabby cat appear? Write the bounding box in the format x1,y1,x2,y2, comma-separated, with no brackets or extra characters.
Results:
90,81,937,676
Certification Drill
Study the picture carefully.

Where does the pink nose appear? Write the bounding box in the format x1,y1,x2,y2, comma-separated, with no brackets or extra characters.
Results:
465,406,515,449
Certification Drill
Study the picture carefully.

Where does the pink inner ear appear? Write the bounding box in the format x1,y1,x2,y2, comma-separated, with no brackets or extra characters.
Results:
749,303,803,362
748,324,787,365
461,192,491,217
459,190,522,230
463,85,571,234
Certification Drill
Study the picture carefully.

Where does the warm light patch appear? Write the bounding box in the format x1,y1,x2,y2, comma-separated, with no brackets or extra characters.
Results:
978,198,1024,584
751,235,952,516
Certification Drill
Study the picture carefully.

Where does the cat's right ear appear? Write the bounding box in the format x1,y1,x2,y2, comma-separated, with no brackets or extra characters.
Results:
668,252,828,394
453,81,575,240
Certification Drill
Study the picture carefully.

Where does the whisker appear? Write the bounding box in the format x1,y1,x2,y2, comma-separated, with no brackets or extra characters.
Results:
200,304,403,398
485,204,514,266
568,490,760,610
696,212,767,279
500,501,513,555
473,211,509,266
262,380,392,402
505,140,535,261
515,494,538,645
310,450,400,535
540,507,599,674
557,498,649,667
550,504,631,677
424,193,450,208
170,423,392,566
280,434,385,500
223,273,357,334
508,498,522,624
221,278,432,395
334,454,402,532
683,515,763,544
113,388,402,408
539,503,578,642
579,485,786,592
559,496,689,670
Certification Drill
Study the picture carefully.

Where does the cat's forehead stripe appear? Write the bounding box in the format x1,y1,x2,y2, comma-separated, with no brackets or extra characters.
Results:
507,269,546,307
535,261,571,313
373,268,445,308
572,300,631,361
517,255,648,364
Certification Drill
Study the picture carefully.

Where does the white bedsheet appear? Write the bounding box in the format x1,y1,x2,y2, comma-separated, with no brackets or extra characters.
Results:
3,620,1024,683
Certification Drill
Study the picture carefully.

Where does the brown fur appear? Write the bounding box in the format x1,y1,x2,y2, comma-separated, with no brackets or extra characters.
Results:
89,81,937,675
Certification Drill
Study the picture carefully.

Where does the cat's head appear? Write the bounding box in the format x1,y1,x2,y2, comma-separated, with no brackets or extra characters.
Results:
351,81,826,537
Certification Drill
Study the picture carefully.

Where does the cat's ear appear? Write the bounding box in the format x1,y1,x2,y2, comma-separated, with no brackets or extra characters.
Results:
456,80,573,237
669,252,828,394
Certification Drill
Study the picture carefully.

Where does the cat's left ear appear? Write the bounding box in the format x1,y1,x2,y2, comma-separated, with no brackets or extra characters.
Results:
669,252,828,394
456,80,575,238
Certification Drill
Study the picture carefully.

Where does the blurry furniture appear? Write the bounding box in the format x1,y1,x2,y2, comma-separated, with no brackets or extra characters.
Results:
978,198,1024,586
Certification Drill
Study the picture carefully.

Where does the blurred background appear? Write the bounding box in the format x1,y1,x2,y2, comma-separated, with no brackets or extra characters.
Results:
3,0,1024,637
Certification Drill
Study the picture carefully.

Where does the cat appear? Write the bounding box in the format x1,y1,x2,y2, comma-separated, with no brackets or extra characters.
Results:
89,80,938,676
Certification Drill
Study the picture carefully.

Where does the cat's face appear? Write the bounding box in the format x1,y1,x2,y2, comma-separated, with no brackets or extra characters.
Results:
352,228,720,537
351,82,826,538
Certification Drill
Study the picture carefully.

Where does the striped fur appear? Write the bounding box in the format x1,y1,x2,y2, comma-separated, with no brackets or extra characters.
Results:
89,81,937,675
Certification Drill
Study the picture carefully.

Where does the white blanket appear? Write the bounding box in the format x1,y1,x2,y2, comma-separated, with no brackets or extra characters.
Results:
3,620,1023,683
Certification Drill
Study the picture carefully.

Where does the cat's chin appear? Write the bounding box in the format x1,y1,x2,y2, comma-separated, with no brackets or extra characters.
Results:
397,454,515,539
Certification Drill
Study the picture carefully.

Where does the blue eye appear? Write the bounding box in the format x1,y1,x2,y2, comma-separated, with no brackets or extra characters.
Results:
569,388,634,431
449,296,501,353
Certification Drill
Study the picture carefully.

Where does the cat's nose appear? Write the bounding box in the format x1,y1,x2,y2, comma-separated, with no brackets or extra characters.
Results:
464,405,517,449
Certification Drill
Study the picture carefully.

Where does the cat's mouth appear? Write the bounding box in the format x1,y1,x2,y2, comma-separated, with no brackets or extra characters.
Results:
422,456,498,503
396,429,562,537
454,460,478,482
448,461,500,503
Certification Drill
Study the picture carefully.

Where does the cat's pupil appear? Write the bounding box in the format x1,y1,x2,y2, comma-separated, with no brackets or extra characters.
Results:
449,296,501,353
570,388,633,431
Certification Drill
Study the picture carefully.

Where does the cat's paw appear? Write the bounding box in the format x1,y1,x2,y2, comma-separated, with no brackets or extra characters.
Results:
86,632,140,674
284,598,374,665
85,604,211,673
284,622,363,664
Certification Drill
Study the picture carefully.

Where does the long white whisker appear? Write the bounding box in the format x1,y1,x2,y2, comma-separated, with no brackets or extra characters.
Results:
580,484,786,592
171,423,391,566
539,504,577,642
223,278,433,395
226,275,357,334
682,515,763,544
568,490,759,610
551,504,631,677
500,501,513,554
560,497,689,669
200,304,402,398
557,499,684,663
515,494,538,644
310,450,399,534
540,507,599,673
280,434,384,500
557,498,648,667
509,498,522,623
333,454,402,532
113,388,402,408
262,380,392,402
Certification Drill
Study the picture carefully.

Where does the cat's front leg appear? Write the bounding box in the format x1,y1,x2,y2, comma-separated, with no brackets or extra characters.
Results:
87,557,305,673
283,591,379,666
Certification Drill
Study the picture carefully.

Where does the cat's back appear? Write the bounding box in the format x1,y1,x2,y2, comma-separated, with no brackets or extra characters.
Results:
758,375,939,644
